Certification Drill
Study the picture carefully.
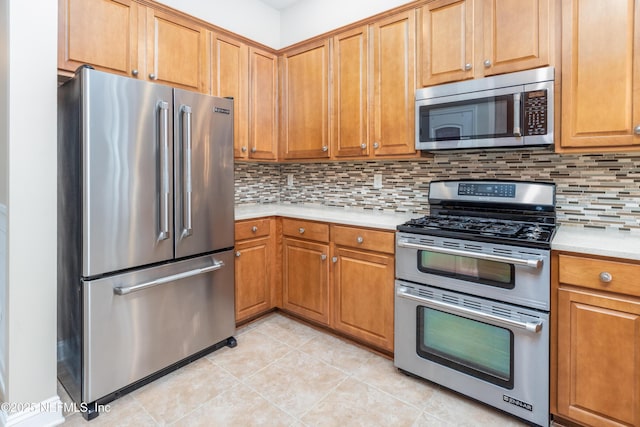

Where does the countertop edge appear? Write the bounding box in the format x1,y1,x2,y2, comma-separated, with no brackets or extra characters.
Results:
235,204,416,231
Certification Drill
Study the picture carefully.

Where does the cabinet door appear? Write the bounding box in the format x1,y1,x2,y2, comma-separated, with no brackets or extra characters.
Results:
213,35,249,158
419,0,474,86
235,237,272,323
280,41,330,159
332,27,369,158
145,8,209,93
333,247,394,352
371,11,417,156
59,0,139,77
557,288,640,426
249,47,278,160
483,0,550,76
282,238,330,325
560,0,640,150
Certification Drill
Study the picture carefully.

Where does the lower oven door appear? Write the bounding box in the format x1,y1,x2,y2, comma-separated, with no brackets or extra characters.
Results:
394,280,549,427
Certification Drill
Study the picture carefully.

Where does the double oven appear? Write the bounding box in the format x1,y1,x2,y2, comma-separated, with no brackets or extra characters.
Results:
394,180,556,427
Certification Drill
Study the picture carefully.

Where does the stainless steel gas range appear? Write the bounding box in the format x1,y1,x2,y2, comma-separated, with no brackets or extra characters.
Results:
394,180,557,427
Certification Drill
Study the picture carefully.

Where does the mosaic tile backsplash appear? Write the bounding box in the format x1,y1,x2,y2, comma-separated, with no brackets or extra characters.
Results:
235,150,640,232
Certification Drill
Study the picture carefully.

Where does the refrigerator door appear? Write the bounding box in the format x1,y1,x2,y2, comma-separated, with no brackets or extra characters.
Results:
82,250,235,404
174,90,234,258
82,68,174,277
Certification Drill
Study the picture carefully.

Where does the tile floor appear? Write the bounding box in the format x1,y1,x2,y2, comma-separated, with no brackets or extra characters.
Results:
60,312,527,426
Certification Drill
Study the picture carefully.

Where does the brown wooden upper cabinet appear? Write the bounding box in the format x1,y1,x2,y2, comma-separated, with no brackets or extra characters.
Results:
213,36,278,160
419,0,551,87
143,8,208,93
370,10,417,156
559,0,640,152
58,0,140,78
59,0,209,93
280,40,330,160
331,11,417,159
332,26,370,158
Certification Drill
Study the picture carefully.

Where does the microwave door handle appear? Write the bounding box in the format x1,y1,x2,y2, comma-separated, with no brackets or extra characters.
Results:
396,287,543,333
158,101,170,241
513,92,522,137
396,239,542,269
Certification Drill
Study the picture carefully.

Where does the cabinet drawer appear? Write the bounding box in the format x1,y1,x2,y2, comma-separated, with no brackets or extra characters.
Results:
282,218,329,242
558,254,640,298
331,225,395,254
235,218,271,241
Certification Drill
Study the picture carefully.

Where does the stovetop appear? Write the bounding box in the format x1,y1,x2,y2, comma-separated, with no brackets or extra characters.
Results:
397,180,558,249
397,214,556,249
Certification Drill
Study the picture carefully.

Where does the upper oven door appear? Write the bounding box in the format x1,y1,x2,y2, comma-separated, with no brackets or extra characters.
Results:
416,86,523,151
396,232,550,310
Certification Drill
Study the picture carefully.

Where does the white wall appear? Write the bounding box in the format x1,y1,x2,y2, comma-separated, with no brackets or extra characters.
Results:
0,0,61,425
156,0,414,48
156,0,281,48
279,0,415,47
0,0,6,402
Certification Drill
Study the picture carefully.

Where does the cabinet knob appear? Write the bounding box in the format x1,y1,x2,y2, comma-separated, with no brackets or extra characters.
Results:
321,254,327,261
373,142,380,149
299,227,305,234
483,60,492,68
464,63,472,71
356,236,364,244
321,146,328,152
149,73,157,80
131,69,139,76
599,272,613,283
235,251,241,257
251,147,257,153
360,143,367,149
251,226,258,232
241,146,247,153
634,125,640,135
332,256,338,263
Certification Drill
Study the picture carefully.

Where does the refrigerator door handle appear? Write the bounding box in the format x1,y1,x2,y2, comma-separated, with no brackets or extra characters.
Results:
181,105,193,238
113,260,225,296
158,100,170,241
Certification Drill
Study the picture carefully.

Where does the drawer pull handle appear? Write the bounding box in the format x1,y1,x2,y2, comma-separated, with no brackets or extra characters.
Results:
599,272,613,283
356,236,364,244
299,228,305,234
235,251,241,257
332,256,338,263
251,226,258,232
321,254,327,261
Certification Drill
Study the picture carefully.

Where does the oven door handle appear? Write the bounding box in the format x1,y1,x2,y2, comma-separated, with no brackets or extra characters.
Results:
396,240,543,269
396,287,543,333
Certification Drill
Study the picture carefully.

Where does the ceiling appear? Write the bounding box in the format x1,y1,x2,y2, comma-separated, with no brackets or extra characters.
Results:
260,0,302,10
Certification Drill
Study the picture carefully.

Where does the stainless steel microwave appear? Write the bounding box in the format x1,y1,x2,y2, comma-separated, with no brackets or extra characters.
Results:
415,67,554,151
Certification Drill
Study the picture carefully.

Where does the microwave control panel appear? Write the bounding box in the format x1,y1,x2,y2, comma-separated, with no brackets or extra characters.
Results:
523,90,547,136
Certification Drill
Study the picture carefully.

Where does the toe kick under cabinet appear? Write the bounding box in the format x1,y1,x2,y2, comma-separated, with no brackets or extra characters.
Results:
552,252,640,427
236,217,396,353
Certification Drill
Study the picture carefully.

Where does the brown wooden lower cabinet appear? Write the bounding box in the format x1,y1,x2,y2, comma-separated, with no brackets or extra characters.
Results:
281,219,331,325
553,252,640,427
332,245,394,352
234,218,276,323
236,217,396,353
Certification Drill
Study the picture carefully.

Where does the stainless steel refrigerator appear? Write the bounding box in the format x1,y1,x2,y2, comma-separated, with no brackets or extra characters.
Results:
57,66,236,419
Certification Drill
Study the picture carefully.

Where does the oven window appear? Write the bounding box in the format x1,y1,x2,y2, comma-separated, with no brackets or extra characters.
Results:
419,94,514,142
417,307,514,389
418,251,515,289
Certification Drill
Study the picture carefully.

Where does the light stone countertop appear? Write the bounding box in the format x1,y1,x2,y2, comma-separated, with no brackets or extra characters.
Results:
552,224,640,261
236,204,640,261
235,203,417,231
